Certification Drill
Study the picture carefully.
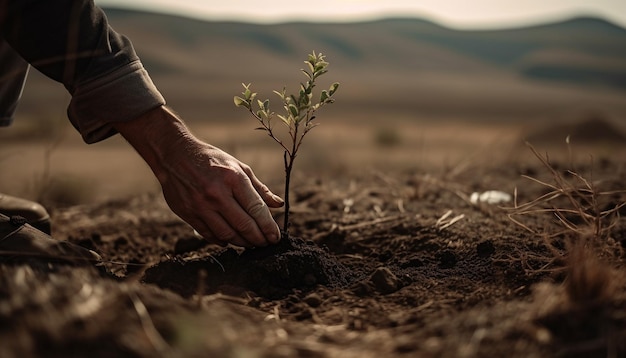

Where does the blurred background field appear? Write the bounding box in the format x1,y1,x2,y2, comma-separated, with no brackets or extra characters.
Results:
1,6,625,205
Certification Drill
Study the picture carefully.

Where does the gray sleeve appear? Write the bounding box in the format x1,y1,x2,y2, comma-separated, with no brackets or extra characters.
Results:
0,0,166,143
68,59,165,144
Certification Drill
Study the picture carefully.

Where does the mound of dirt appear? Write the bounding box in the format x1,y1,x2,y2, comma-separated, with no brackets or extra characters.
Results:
524,113,626,145
143,236,354,298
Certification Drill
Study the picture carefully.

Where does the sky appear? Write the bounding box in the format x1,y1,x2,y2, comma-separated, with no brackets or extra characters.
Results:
95,0,626,29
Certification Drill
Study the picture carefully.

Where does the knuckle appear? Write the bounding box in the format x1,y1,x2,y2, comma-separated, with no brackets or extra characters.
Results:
222,167,246,185
234,217,258,236
214,228,237,242
240,163,252,174
247,200,267,217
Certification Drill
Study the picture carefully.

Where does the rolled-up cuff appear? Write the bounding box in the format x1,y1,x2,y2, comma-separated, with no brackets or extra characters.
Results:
68,60,166,144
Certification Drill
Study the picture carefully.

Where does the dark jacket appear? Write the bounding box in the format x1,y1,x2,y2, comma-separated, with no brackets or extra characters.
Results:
0,0,165,143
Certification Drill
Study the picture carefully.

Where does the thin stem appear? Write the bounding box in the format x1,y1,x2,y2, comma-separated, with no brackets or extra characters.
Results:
283,153,293,237
250,109,291,155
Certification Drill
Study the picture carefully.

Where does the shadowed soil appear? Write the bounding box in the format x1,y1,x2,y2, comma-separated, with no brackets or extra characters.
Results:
1,140,625,357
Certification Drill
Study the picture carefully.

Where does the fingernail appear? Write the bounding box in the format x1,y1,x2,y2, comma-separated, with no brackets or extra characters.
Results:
272,195,284,204
269,233,281,243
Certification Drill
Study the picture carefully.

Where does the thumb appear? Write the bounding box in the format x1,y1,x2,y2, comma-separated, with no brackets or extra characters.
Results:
260,185,284,208
242,165,284,208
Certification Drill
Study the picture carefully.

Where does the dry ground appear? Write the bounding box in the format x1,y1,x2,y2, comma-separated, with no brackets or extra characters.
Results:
1,115,626,357
2,16,626,355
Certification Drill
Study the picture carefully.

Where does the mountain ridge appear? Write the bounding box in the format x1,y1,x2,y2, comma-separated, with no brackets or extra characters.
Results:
16,7,626,126
101,7,626,90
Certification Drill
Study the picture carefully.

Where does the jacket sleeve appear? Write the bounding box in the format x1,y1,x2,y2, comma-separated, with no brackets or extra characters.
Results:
0,39,29,127
0,0,166,143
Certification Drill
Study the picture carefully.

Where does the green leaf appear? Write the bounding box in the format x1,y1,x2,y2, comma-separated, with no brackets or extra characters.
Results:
320,90,328,102
314,69,328,78
234,96,247,108
329,82,339,96
277,114,290,126
288,104,299,117
273,89,286,99
301,68,312,79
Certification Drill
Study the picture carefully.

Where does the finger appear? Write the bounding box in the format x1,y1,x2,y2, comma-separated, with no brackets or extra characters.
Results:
242,165,284,208
199,210,254,248
189,219,228,247
232,177,281,245
218,196,270,247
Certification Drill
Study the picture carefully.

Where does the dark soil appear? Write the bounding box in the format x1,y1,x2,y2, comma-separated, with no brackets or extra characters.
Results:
144,236,353,299
1,148,626,357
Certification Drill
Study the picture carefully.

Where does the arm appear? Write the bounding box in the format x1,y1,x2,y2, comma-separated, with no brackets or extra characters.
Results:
113,106,283,247
1,0,283,247
0,0,164,143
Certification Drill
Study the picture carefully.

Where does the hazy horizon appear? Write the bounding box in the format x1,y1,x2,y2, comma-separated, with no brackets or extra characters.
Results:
94,0,626,29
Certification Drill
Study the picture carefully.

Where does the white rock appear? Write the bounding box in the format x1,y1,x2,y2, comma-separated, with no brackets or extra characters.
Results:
470,190,512,205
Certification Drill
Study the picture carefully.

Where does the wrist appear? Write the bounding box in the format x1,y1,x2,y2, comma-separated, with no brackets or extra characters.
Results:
113,106,196,183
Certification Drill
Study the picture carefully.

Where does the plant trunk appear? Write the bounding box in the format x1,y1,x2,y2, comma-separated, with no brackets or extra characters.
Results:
283,154,293,238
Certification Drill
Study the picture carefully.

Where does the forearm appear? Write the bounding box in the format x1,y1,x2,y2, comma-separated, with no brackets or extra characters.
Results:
113,105,284,247
112,106,192,184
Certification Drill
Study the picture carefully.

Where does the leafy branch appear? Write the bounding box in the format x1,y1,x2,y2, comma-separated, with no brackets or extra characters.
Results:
234,51,339,237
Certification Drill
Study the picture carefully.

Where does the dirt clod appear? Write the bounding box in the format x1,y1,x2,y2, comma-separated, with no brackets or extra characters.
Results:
370,266,400,294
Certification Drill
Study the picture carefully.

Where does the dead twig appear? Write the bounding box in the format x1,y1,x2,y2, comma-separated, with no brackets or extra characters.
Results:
128,291,173,356
435,210,465,230
508,142,625,241
337,215,405,232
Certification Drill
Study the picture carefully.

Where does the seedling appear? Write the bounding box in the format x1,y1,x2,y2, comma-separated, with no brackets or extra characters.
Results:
234,51,339,238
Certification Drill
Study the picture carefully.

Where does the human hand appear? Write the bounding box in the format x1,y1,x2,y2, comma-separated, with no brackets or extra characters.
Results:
160,139,284,247
114,106,283,248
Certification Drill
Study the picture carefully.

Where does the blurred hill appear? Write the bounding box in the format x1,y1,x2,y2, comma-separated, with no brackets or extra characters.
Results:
4,8,626,204
15,8,626,124
104,11,626,87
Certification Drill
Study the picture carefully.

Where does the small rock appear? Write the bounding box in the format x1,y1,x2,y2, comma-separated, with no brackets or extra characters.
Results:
369,267,399,294
350,281,373,297
303,293,323,307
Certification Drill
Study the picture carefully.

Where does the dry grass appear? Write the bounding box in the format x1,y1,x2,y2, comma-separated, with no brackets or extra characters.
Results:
509,142,625,243
506,142,626,356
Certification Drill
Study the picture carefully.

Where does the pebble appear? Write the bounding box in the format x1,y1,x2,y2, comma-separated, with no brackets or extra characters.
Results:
369,266,400,294
303,293,323,307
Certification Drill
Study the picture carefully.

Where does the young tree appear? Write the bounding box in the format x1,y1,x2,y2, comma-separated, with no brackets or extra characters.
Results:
234,51,339,238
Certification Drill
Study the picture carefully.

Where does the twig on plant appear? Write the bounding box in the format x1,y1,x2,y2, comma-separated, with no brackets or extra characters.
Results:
235,52,339,237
